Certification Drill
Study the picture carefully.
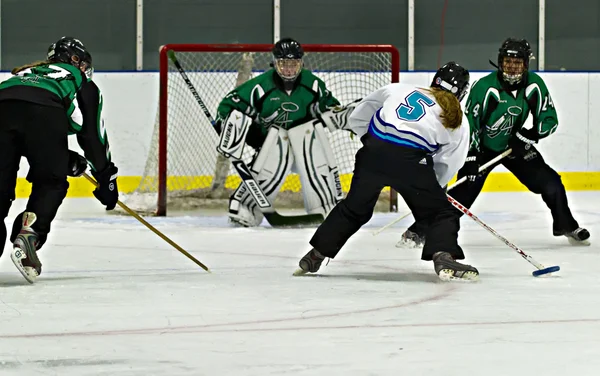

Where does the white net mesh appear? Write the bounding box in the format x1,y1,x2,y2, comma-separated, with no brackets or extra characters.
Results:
126,45,398,214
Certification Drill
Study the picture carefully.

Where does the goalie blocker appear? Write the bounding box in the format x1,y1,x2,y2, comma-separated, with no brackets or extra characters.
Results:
217,109,253,159
227,120,342,227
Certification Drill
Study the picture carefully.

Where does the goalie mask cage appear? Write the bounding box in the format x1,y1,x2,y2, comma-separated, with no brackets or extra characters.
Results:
130,44,400,216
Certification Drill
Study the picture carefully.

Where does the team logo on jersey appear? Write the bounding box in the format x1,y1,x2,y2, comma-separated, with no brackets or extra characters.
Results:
507,106,522,116
281,102,299,112
264,102,300,128
487,105,523,138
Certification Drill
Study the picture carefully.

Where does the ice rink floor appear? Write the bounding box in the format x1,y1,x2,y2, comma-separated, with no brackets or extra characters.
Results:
0,192,599,376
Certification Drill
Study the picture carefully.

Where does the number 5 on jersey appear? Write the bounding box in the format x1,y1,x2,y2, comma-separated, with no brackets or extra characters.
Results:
396,91,436,122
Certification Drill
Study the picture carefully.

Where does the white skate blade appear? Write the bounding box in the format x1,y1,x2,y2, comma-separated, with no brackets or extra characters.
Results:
567,237,590,246
395,238,421,249
10,247,38,284
293,268,309,276
437,269,479,282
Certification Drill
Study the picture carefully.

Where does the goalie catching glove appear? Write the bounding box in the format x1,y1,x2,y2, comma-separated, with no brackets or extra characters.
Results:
310,98,361,132
217,109,253,160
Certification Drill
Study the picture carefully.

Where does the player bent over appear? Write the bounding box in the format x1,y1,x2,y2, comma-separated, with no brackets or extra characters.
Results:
0,37,119,283
215,38,357,227
400,38,590,249
295,62,478,281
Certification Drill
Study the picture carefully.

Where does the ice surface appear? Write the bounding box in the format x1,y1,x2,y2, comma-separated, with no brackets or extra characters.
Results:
0,192,599,376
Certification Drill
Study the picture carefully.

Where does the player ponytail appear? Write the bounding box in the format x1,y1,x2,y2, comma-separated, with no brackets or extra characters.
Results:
11,61,52,75
424,88,463,130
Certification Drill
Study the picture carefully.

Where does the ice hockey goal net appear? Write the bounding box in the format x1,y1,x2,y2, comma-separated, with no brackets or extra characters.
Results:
130,44,399,216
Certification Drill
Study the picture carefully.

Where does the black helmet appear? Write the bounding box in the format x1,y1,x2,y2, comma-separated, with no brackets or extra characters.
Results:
273,37,304,59
497,38,532,85
272,37,304,81
47,36,93,78
431,61,470,101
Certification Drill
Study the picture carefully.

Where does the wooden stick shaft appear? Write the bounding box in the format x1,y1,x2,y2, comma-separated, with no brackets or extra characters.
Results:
372,149,513,236
83,173,210,273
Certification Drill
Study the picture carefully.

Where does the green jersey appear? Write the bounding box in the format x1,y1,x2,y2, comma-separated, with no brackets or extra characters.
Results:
0,62,112,173
465,71,558,152
0,63,87,133
216,69,339,136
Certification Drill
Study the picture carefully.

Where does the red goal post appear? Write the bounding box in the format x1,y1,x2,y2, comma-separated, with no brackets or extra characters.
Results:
136,43,400,216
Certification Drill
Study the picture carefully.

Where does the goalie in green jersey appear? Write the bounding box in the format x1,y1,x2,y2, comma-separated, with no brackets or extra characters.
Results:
399,38,590,248
215,38,357,227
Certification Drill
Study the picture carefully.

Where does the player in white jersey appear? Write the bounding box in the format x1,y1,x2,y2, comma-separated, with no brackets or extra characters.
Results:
294,62,478,281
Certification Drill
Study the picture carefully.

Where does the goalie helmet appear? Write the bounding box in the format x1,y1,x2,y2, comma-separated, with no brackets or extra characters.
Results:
272,37,304,81
47,36,93,79
430,61,470,101
497,38,533,85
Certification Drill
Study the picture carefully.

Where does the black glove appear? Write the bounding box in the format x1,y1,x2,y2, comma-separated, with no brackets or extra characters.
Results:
67,150,88,177
463,151,480,182
92,163,119,210
509,128,539,157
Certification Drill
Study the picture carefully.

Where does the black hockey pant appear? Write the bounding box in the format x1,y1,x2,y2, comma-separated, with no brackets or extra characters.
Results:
0,100,70,256
408,146,579,237
310,134,464,261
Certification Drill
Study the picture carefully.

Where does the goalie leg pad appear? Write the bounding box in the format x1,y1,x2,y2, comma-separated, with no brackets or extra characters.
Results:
288,121,342,216
228,183,262,227
228,126,293,226
217,109,253,160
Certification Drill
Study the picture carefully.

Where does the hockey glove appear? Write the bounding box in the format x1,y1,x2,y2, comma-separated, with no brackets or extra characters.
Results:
91,163,119,210
509,128,539,157
216,109,252,160
67,150,88,177
310,99,361,132
463,151,480,182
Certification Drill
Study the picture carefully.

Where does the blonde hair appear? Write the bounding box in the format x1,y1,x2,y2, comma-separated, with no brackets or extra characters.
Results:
11,60,51,75
423,87,463,130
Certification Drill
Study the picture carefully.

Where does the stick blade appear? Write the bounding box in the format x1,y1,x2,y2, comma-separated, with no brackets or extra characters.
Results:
532,265,560,277
265,212,324,227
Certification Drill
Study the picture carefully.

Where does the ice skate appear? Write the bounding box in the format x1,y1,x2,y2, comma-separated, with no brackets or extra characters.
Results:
396,229,425,249
563,227,590,246
293,248,326,276
432,251,478,282
10,212,42,283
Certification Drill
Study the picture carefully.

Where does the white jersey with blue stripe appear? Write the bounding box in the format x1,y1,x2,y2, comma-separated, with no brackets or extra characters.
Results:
348,82,469,187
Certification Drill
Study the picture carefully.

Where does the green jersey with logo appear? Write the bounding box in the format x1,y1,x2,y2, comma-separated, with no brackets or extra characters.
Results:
465,72,558,152
216,69,340,136
0,62,88,135
0,62,112,173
